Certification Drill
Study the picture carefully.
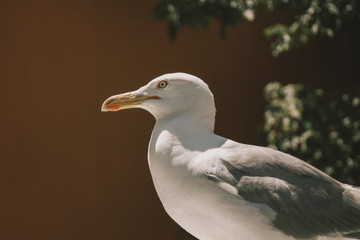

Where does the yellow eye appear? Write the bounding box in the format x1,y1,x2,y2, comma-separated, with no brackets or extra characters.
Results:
158,80,168,89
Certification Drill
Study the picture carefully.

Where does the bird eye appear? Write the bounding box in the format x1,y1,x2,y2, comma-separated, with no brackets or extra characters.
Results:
157,80,168,89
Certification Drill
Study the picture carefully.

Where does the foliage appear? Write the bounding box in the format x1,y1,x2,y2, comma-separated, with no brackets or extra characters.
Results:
154,0,360,56
260,82,360,185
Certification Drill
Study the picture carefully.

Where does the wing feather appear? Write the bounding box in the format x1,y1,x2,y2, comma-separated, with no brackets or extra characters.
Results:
204,143,360,238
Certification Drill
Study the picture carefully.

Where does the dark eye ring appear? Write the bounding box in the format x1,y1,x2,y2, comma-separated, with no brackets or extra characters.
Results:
158,80,168,89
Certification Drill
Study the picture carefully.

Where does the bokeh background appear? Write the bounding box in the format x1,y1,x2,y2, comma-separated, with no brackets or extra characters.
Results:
1,1,359,239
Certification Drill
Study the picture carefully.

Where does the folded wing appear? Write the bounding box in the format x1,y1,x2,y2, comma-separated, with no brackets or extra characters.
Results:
204,143,360,239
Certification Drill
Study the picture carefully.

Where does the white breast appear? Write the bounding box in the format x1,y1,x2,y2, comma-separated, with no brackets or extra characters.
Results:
148,130,292,240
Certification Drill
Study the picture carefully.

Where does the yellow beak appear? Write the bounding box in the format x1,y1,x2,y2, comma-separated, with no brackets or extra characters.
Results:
101,92,160,112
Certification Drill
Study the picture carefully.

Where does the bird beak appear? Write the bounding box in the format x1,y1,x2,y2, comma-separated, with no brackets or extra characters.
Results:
101,91,160,112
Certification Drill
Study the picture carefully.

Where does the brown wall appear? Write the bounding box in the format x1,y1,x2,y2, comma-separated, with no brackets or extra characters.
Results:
1,1,359,239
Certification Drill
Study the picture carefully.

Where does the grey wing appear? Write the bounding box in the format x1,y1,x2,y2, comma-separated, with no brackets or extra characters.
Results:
205,145,360,239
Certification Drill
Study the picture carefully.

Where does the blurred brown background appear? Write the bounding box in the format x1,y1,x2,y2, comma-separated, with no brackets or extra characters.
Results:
1,1,359,240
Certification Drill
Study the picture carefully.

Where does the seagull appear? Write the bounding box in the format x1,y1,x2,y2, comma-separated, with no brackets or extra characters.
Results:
101,73,360,240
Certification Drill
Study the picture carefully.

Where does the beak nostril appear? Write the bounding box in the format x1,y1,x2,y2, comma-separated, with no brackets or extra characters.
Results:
106,98,117,105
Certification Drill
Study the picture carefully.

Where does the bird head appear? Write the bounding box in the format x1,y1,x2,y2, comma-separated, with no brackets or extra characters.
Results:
101,73,216,130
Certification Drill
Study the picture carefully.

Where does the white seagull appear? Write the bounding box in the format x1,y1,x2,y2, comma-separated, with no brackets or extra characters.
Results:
101,73,360,240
